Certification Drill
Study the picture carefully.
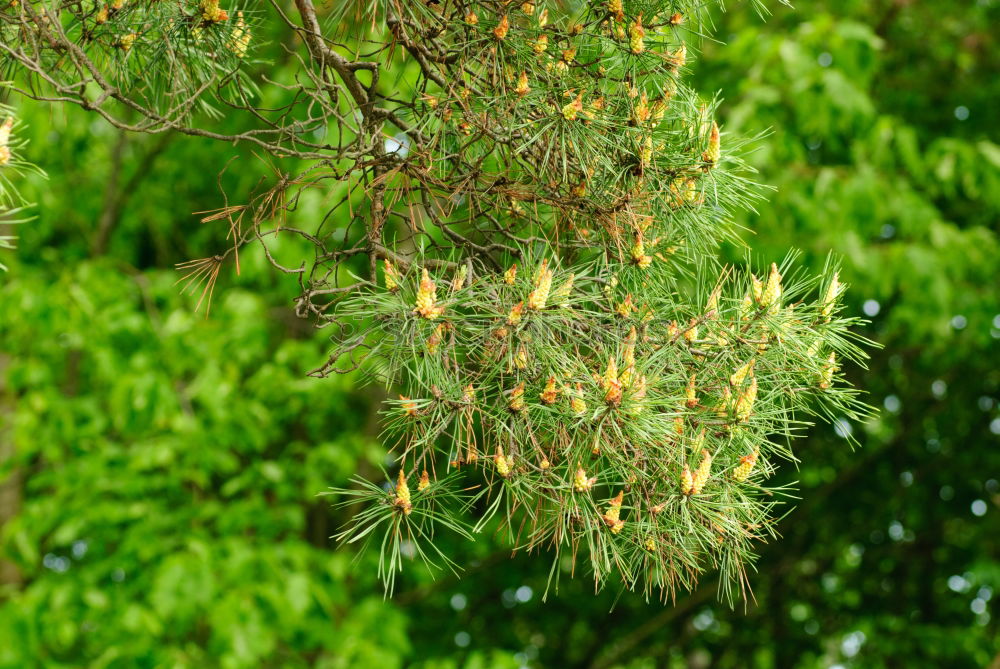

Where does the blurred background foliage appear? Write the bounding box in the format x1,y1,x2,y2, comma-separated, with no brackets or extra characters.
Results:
1,1,998,667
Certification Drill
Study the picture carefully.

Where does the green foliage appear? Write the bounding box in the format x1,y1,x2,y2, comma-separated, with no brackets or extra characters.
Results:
0,0,996,667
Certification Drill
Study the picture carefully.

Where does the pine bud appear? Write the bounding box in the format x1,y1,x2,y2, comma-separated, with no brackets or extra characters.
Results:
515,71,530,97
426,323,446,353
668,12,684,26
680,465,694,495
573,467,596,492
495,447,513,477
633,91,651,125
644,537,657,551
685,373,698,408
382,258,400,292
638,134,653,167
819,352,836,389
509,381,527,411
691,448,712,495
629,14,645,54
537,8,548,27
514,344,528,369
115,33,138,51
602,491,625,533
540,376,559,404
527,262,553,309
602,356,623,406
561,91,584,121
631,234,653,268
199,0,228,23
465,11,478,24
520,2,535,15
716,386,732,417
493,14,509,40
533,34,549,54
400,395,418,417
229,11,251,57
394,470,413,514
668,43,687,69
570,383,587,415
702,121,721,165
761,263,782,311
504,263,517,285
732,449,759,482
507,301,524,325
684,318,699,343
821,272,843,321
451,265,468,292
413,268,445,319
734,375,758,422
552,274,575,306
462,384,476,404
730,358,756,387
418,470,431,491
615,294,637,318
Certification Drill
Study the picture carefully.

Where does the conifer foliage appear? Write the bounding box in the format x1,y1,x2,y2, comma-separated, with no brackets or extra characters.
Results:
0,0,869,599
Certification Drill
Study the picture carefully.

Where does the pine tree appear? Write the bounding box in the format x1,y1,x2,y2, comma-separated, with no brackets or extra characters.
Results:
0,0,871,600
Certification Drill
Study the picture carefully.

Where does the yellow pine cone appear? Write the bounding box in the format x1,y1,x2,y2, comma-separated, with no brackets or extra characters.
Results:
570,383,586,415
199,0,228,22
509,381,527,411
616,294,637,318
684,318,699,343
668,43,687,69
628,15,645,54
413,268,445,319
685,373,698,408
521,2,535,15
602,491,625,533
528,264,553,310
730,358,756,387
680,465,694,495
493,14,509,40
631,234,653,268
539,376,559,404
702,121,721,165
691,449,712,495
394,470,413,514
716,385,732,417
822,272,843,321
504,263,517,285
573,467,595,492
451,265,468,292
418,470,431,491
495,447,513,477
383,258,400,292
537,8,548,27
400,395,418,417
734,375,758,422
552,274,575,306
534,34,548,54
515,71,530,97
507,301,524,325
761,263,782,311
732,449,759,482
514,344,528,369
561,91,585,121
633,91,651,125
465,11,478,24
819,352,837,389
644,537,657,551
